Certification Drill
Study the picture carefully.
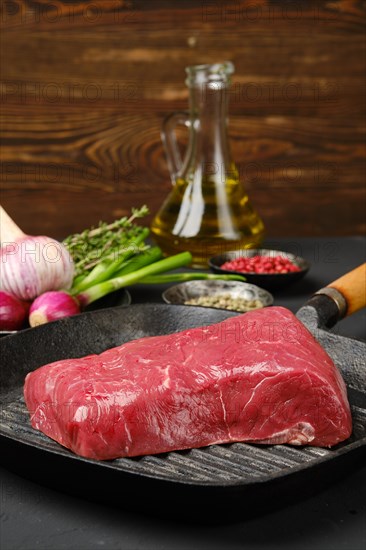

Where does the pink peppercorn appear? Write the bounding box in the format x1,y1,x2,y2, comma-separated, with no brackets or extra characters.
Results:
221,255,301,274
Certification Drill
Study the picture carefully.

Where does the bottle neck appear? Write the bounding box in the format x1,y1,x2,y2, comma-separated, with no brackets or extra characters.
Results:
187,83,232,179
190,82,228,130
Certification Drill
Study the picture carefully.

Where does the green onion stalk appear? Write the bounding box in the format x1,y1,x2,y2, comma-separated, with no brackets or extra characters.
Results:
28,248,247,326
76,251,193,307
76,250,247,308
139,273,246,284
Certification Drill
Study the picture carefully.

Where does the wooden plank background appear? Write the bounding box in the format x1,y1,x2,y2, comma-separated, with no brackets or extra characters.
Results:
1,0,365,240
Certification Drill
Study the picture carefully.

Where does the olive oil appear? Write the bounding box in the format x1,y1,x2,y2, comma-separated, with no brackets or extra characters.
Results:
150,62,265,267
151,174,265,268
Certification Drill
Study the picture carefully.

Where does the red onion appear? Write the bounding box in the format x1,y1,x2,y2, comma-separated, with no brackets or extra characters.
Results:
0,290,30,331
29,291,80,327
0,206,75,300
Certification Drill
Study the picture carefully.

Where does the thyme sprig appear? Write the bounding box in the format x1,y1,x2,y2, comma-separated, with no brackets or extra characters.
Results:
63,205,149,278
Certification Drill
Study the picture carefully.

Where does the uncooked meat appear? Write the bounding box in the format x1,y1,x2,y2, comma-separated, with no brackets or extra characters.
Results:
24,307,352,460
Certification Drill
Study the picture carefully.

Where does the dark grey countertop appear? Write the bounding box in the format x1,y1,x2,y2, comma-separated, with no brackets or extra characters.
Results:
1,237,365,550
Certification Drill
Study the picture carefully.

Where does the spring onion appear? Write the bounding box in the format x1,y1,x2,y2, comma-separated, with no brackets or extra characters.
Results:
77,251,193,307
29,291,80,327
27,251,193,325
138,273,246,284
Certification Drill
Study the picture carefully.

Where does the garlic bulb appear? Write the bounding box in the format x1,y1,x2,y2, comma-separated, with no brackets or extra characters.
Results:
0,206,75,301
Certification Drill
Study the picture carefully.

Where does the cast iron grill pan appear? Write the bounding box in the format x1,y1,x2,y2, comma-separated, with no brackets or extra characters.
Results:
1,305,365,520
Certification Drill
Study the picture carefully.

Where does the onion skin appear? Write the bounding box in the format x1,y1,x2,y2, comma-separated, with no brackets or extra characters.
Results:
0,290,30,331
29,291,81,327
0,236,75,301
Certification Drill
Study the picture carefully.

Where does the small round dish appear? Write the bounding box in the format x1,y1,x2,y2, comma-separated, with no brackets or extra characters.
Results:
162,280,273,313
208,249,310,291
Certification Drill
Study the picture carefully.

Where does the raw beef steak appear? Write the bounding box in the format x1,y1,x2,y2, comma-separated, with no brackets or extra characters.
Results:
24,307,352,460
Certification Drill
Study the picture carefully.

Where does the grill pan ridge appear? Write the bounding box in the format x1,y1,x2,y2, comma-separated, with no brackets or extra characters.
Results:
1,394,365,486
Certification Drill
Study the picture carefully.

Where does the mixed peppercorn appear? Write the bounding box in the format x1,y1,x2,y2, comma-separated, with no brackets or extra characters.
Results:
184,294,264,312
221,254,301,274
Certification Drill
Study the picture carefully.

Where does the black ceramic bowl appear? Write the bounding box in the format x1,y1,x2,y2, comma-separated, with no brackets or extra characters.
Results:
208,249,310,291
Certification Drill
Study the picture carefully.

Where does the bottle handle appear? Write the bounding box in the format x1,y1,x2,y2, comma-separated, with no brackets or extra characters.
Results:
161,111,190,184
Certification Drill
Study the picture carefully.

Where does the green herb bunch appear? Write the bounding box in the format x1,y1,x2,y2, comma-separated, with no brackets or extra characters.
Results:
63,205,149,278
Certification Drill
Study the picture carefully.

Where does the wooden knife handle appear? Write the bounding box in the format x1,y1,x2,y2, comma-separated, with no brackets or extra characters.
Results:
327,263,366,317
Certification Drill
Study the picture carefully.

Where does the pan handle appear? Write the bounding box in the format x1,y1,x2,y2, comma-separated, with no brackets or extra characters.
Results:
314,263,366,319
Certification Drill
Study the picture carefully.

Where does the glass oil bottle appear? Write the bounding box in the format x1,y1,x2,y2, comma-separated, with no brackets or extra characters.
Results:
150,62,265,268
